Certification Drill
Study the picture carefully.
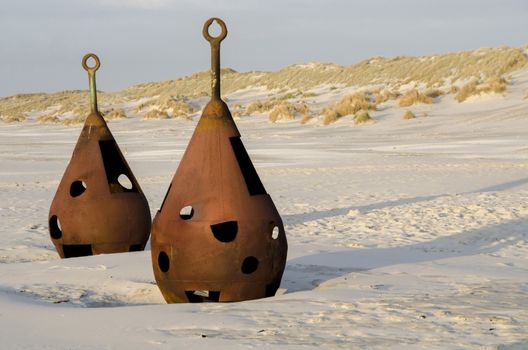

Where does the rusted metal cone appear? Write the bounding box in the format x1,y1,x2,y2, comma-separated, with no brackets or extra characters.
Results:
151,18,288,303
48,53,151,258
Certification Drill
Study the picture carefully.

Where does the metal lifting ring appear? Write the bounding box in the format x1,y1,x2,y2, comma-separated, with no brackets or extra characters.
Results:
202,17,228,43
82,53,101,72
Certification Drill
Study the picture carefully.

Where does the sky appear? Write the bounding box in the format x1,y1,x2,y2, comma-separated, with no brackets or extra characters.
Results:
1,0,527,97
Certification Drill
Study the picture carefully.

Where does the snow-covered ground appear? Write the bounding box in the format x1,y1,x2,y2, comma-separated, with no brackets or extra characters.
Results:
1,71,528,349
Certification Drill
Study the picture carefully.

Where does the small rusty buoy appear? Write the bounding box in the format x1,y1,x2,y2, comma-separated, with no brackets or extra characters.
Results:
48,53,151,258
151,18,288,303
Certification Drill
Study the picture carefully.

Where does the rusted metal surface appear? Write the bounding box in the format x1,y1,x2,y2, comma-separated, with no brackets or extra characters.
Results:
151,18,288,303
48,53,151,258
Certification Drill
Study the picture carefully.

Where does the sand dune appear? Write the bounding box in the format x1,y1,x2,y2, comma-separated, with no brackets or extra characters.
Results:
1,45,527,126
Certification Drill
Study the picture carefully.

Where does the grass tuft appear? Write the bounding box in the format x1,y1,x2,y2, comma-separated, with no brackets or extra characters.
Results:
455,76,507,102
424,89,444,98
268,102,312,123
321,91,377,125
269,103,295,123
105,108,127,120
37,113,61,124
399,89,433,107
144,109,169,120
403,110,416,120
353,110,372,124
1,113,27,123
375,89,400,104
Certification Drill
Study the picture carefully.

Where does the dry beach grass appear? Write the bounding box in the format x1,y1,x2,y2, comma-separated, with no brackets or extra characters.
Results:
1,45,526,126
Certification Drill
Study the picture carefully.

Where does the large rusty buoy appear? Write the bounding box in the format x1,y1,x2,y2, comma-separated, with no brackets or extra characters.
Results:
151,18,288,303
48,53,151,258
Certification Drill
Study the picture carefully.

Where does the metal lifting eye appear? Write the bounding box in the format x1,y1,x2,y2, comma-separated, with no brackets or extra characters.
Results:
82,53,101,72
202,17,228,43
81,53,101,113
202,17,228,101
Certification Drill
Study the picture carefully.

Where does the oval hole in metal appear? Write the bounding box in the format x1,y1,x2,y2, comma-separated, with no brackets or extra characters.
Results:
158,251,170,272
49,215,62,239
70,180,87,197
179,206,194,220
271,226,279,240
117,174,133,190
241,256,259,274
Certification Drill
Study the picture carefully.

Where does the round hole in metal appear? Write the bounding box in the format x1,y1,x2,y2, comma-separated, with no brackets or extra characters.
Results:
49,215,62,239
241,256,259,274
117,174,133,190
179,206,194,220
70,180,87,197
158,251,170,272
271,226,280,240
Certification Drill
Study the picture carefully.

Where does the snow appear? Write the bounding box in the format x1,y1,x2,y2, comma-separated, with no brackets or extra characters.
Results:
1,71,528,349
